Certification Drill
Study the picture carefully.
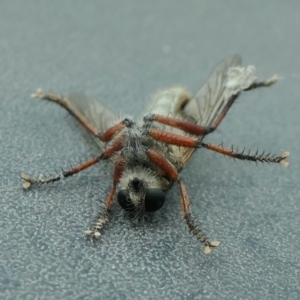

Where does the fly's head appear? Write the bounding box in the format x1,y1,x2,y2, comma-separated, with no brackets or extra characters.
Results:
117,167,167,219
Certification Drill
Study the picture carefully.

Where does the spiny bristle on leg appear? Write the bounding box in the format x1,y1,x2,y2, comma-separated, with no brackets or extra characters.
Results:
185,212,220,254
21,171,63,189
85,211,110,241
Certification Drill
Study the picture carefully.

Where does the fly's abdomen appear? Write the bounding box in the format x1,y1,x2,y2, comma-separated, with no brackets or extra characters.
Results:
144,88,194,170
148,87,191,119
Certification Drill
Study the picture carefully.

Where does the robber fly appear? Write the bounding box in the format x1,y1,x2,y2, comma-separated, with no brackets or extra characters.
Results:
22,55,289,253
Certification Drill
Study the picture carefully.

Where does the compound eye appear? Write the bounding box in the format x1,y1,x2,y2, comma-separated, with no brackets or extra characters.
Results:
145,189,165,212
117,190,135,211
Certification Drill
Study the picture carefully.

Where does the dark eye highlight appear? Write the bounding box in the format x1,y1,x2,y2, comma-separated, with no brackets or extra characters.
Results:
117,190,135,211
145,189,165,212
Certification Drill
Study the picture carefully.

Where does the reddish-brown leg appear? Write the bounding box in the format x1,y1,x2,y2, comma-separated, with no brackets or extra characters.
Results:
32,89,101,136
85,153,126,240
144,74,278,137
147,149,220,253
98,121,126,141
147,128,289,167
148,129,199,147
199,142,290,167
144,114,213,135
21,135,127,189
32,89,129,142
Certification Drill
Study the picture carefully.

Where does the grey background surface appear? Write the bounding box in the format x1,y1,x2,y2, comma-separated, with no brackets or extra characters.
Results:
1,1,299,299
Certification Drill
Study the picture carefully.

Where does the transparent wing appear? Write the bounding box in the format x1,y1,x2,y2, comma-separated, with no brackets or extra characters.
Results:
68,93,118,150
181,54,259,165
183,54,242,128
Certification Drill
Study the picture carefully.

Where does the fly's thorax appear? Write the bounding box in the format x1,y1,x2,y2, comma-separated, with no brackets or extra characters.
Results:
124,127,150,152
144,88,196,169
148,87,191,118
106,126,149,165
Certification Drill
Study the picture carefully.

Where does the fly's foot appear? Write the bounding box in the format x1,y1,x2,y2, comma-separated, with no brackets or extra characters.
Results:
85,211,110,241
31,88,44,99
84,229,101,240
204,240,221,254
21,173,33,189
279,151,290,167
21,172,63,189
185,213,220,254
31,88,63,103
265,73,279,86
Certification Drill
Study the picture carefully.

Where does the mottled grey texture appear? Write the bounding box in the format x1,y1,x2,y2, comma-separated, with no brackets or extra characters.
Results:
1,1,299,299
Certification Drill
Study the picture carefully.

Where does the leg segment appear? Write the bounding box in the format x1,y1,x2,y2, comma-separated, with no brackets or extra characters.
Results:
245,74,278,90
21,157,100,189
144,74,278,137
99,118,134,142
199,142,290,167
85,153,125,240
179,180,220,254
211,74,278,131
32,89,132,142
147,128,289,167
147,149,220,253
148,128,199,147
21,134,127,189
32,89,100,137
144,114,214,136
